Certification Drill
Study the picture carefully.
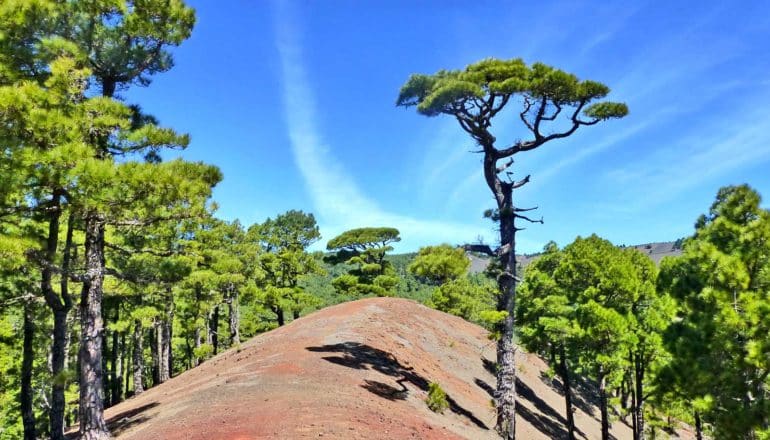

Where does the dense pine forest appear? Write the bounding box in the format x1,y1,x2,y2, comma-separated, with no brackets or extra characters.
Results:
1,1,769,440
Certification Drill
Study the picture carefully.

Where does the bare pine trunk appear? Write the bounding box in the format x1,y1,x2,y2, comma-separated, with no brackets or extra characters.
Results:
193,327,202,367
78,215,111,439
210,305,219,355
599,370,609,440
621,371,630,413
166,299,173,377
40,195,74,440
150,323,159,385
157,319,170,383
272,306,285,327
118,331,126,399
21,301,36,440
109,306,120,406
132,321,144,395
634,355,645,440
493,173,517,440
559,347,576,440
102,317,110,407
631,386,638,439
229,288,240,346
50,308,69,439
123,332,130,397
55,216,75,438
694,411,703,440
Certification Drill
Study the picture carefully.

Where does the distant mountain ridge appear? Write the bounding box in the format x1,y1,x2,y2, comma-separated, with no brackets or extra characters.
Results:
466,240,683,274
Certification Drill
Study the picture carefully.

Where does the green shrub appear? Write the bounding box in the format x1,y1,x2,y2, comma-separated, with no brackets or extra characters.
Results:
193,343,214,361
425,382,449,414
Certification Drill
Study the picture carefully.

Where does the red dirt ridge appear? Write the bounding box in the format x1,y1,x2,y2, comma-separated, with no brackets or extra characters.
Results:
99,298,692,439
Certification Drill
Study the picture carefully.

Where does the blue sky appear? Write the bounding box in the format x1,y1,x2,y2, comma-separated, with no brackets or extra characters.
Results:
125,0,770,253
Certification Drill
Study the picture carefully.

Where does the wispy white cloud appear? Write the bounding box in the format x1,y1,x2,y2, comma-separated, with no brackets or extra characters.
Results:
576,3,644,57
535,112,666,185
419,125,472,197
273,1,489,250
602,102,770,213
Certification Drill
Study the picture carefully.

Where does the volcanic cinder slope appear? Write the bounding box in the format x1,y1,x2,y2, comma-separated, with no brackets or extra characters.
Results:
97,298,685,439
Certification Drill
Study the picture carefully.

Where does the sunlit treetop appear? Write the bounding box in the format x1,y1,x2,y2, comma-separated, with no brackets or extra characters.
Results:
326,227,401,253
397,58,628,156
407,244,470,285
0,0,195,93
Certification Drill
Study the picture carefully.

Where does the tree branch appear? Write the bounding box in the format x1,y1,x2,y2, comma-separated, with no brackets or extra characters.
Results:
519,97,534,132
541,102,562,121
512,175,531,189
496,159,515,174
26,249,87,283
496,99,595,157
103,267,154,285
514,213,544,224
488,94,510,120
532,96,548,139
105,242,177,257
0,293,39,307
110,213,193,227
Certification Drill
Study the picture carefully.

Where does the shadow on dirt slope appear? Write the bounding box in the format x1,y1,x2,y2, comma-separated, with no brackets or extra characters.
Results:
479,358,595,440
306,342,489,430
66,402,160,439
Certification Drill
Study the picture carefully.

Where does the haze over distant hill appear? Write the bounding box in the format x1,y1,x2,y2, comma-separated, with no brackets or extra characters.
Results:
467,241,683,274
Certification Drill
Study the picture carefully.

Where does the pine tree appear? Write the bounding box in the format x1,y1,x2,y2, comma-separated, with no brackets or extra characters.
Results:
623,248,674,439
658,185,770,438
408,244,470,285
518,242,580,440
0,2,210,437
398,59,627,438
327,227,401,297
252,211,322,325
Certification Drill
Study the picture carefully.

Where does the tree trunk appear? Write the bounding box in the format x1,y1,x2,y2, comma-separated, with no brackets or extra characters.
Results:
185,338,192,369
150,322,159,385
167,322,173,377
102,312,110,408
157,319,170,383
109,306,120,406
132,321,144,395
50,308,70,439
229,288,240,346
39,193,74,440
54,216,75,439
155,322,163,382
599,369,609,440
210,305,219,355
634,354,645,440
273,305,285,327
21,301,36,440
558,347,576,440
631,385,637,439
120,331,127,399
627,351,636,437
492,175,518,440
620,374,630,413
694,411,702,440
78,214,111,439
193,327,202,367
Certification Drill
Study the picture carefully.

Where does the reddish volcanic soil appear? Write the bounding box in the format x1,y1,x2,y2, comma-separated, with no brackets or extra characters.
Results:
97,298,693,439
